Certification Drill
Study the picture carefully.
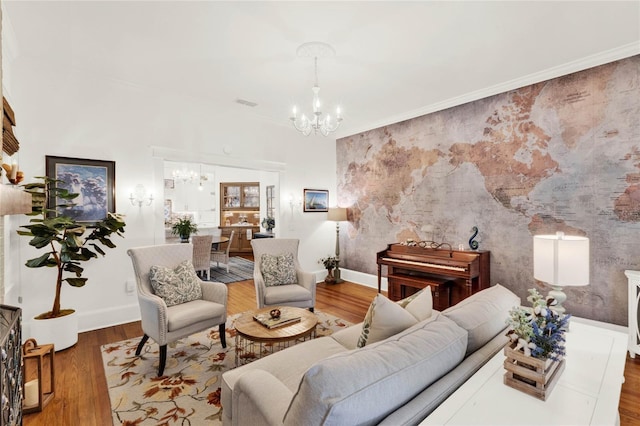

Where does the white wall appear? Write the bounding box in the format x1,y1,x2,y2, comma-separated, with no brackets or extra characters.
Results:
2,34,339,335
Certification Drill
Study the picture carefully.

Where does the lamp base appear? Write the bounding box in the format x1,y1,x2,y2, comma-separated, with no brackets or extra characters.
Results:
333,267,344,284
547,286,567,315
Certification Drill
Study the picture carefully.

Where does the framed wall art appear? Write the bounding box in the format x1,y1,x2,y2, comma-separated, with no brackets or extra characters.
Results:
303,189,329,212
45,156,116,226
164,179,175,189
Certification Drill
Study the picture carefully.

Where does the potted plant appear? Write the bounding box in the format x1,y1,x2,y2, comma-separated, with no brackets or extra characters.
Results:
503,288,570,399
318,255,337,284
505,288,570,360
18,176,126,350
171,216,198,242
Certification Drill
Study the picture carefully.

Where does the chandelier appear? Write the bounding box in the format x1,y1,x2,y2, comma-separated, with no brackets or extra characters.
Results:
290,42,343,136
172,168,198,183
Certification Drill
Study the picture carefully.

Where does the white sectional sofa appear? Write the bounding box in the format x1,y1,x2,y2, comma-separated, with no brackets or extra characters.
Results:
221,284,520,426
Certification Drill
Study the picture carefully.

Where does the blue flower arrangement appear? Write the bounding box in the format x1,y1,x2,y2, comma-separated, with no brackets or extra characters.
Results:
506,288,570,361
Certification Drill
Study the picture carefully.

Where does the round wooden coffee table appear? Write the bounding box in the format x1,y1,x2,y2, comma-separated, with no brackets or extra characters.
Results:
234,306,318,366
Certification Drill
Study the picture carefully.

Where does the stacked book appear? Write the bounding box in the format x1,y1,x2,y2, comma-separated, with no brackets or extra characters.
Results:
253,310,301,329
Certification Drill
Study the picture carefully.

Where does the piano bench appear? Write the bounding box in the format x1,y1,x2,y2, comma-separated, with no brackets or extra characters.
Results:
387,274,454,310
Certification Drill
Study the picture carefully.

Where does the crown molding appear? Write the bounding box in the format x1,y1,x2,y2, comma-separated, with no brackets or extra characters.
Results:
338,42,640,140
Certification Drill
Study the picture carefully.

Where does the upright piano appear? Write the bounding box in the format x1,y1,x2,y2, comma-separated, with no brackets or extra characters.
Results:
376,243,490,310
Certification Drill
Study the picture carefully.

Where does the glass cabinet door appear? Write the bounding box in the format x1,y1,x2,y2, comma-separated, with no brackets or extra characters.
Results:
223,185,241,208
243,185,260,208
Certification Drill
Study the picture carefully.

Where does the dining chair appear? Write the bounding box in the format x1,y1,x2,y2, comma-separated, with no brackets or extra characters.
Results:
211,230,235,273
191,234,214,280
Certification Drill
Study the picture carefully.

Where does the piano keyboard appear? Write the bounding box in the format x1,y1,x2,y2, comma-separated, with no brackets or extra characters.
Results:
381,257,467,272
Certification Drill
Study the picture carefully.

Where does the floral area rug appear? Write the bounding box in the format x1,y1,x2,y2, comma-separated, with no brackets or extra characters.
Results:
101,311,350,425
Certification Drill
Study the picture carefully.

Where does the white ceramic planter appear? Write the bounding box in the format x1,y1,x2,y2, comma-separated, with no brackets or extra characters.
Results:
29,310,78,351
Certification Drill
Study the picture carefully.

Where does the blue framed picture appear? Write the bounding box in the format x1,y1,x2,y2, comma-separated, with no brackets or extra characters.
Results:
303,189,328,212
45,156,116,226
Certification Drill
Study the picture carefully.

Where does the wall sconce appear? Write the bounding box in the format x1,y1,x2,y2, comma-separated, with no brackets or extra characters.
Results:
22,339,55,414
129,184,154,207
288,193,302,215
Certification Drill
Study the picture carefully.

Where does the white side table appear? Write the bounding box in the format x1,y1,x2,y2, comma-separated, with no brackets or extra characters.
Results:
421,319,627,425
626,270,640,358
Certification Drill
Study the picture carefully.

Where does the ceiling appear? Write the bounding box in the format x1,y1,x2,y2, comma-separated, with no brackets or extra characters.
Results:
3,1,640,138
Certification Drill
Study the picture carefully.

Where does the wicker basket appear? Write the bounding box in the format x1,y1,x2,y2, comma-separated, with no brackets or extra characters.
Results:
503,342,565,401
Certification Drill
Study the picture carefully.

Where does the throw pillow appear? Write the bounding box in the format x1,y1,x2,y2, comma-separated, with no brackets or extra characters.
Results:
149,260,203,307
357,294,418,348
261,253,298,286
402,286,433,321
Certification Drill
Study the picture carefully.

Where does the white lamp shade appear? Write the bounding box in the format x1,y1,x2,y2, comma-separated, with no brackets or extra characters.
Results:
327,207,348,222
533,234,589,287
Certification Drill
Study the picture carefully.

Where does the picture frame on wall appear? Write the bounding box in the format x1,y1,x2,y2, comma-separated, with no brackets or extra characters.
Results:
303,189,329,212
45,156,116,226
164,179,175,189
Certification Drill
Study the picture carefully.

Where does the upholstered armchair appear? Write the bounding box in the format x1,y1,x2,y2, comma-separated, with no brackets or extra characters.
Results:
251,238,316,311
211,230,235,273
127,243,227,376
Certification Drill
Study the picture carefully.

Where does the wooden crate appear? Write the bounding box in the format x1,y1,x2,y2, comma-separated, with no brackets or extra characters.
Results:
503,342,565,401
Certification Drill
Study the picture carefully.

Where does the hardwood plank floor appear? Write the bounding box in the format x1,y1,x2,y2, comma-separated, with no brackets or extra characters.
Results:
23,280,640,426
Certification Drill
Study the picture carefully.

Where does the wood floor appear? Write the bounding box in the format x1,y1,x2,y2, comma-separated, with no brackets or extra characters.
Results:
23,280,640,426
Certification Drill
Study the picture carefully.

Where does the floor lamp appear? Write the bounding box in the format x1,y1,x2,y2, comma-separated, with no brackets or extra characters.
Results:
327,207,348,283
533,232,589,315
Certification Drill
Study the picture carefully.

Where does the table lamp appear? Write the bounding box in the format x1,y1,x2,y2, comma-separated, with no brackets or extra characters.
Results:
327,207,348,283
533,232,589,315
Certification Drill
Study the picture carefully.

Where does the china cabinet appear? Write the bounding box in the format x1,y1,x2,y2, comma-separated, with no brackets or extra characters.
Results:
220,182,260,254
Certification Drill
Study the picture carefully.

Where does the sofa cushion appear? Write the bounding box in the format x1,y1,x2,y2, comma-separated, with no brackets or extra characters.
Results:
284,313,468,426
221,336,349,421
357,294,418,347
149,260,202,306
442,283,520,355
261,253,298,286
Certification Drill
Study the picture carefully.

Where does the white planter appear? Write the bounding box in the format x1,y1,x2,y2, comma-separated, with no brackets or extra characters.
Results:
29,310,78,351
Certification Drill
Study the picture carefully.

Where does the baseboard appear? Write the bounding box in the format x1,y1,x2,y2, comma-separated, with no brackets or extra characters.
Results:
76,303,141,333
315,268,387,292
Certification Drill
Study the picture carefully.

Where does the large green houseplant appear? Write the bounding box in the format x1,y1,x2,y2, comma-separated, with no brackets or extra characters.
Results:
18,176,126,323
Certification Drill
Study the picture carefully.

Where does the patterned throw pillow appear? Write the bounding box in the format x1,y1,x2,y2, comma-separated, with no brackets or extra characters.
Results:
261,253,298,287
149,260,203,306
357,294,418,348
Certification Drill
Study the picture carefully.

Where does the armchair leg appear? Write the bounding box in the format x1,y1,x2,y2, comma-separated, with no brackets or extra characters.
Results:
219,323,227,348
158,345,167,377
135,334,150,356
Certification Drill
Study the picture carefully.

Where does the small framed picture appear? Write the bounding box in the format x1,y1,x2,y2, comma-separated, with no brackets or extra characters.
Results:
164,179,175,189
303,189,329,212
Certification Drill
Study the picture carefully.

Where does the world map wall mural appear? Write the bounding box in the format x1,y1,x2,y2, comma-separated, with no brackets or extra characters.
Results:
337,55,639,325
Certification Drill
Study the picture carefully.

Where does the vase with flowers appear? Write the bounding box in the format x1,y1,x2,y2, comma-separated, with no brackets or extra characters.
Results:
318,255,337,284
503,288,570,400
261,217,275,232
